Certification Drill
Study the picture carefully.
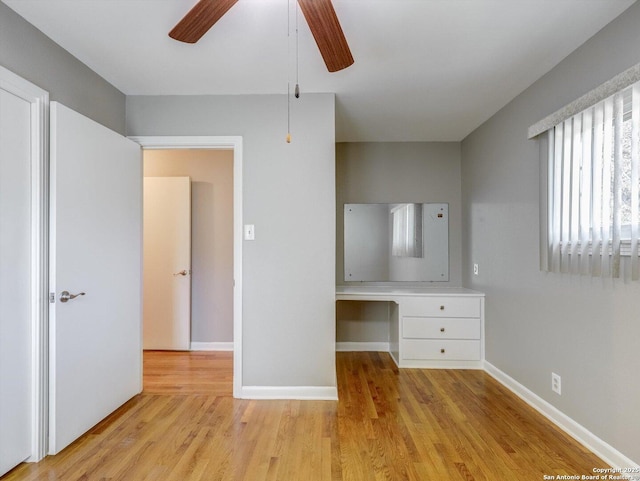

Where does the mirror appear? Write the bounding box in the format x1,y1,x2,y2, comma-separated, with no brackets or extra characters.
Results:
344,203,448,282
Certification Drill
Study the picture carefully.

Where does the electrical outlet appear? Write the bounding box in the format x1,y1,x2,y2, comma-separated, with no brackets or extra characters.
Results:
473,263,479,276
552,372,561,395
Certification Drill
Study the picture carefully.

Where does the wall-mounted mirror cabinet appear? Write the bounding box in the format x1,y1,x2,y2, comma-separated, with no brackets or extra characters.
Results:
344,203,449,282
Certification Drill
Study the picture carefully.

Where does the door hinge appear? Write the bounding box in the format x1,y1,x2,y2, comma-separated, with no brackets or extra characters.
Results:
49,292,56,304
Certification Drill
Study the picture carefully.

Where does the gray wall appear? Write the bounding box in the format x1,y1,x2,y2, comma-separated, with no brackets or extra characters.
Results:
144,149,234,344
336,300,391,344
0,3,125,134
462,2,640,463
127,94,336,388
336,142,462,343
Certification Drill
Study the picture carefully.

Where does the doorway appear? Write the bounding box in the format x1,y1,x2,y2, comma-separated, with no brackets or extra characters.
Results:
132,136,243,398
143,149,234,351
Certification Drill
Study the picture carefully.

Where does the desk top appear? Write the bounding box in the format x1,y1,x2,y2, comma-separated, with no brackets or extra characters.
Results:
336,285,484,301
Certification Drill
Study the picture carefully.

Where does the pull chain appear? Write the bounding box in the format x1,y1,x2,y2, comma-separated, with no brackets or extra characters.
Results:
286,0,292,143
295,4,300,98
286,81,291,143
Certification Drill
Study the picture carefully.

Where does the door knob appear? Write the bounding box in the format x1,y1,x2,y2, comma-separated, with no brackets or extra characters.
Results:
60,291,85,303
173,270,188,276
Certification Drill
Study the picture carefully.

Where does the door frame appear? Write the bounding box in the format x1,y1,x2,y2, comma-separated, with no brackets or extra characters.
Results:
130,136,243,397
0,66,49,462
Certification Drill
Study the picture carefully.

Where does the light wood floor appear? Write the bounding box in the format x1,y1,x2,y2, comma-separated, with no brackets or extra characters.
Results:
3,351,606,480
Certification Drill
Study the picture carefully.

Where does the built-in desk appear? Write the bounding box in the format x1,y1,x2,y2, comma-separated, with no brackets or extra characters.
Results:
336,286,485,369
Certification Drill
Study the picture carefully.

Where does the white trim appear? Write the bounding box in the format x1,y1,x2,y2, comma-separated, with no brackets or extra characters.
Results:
129,136,243,398
0,65,49,462
484,361,639,471
190,342,234,351
240,386,338,401
335,342,390,352
128,136,241,150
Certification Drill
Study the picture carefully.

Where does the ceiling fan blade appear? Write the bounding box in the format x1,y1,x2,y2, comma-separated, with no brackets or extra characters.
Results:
297,0,354,72
169,0,239,44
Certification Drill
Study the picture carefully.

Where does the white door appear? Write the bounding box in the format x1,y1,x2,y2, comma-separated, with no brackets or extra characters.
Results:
0,85,32,476
49,102,142,454
143,177,191,350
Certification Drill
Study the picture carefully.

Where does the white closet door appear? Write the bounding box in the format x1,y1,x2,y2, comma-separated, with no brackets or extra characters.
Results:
49,102,142,454
143,177,191,350
0,88,32,476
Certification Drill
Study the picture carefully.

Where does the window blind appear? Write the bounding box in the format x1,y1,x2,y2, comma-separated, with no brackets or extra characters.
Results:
543,81,640,280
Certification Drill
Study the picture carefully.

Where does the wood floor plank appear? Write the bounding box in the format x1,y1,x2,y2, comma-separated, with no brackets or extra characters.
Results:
2,351,609,481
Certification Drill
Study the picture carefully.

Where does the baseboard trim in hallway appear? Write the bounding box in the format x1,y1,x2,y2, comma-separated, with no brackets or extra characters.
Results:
190,341,234,351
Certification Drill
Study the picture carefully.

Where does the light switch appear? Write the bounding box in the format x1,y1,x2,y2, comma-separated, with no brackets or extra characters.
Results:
244,224,255,241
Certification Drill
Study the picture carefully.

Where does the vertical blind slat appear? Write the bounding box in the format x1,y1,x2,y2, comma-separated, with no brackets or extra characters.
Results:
591,102,604,276
580,108,593,274
570,114,582,273
552,123,564,272
545,130,553,272
601,97,614,276
631,84,640,279
612,93,623,278
561,119,573,272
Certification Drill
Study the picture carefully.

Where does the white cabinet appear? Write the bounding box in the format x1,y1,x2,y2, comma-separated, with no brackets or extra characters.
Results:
336,287,485,369
401,296,481,318
402,339,481,361
399,295,483,368
403,317,480,339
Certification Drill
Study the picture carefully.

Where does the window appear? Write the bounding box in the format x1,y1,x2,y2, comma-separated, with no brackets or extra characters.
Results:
541,81,640,280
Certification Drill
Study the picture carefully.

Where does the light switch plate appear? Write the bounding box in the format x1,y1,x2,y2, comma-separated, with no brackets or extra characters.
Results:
244,224,255,241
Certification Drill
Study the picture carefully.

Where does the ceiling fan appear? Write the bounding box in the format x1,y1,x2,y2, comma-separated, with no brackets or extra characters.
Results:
169,0,354,72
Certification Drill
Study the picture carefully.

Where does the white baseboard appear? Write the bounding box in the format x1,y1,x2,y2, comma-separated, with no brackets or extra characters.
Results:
484,361,639,471
190,342,234,351
336,341,390,352
239,386,338,401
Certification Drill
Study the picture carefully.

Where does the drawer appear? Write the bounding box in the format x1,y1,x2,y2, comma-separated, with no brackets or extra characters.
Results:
403,317,480,340
400,296,481,318
402,339,481,361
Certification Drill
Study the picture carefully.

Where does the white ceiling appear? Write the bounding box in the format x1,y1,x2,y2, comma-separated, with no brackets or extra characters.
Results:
3,0,636,141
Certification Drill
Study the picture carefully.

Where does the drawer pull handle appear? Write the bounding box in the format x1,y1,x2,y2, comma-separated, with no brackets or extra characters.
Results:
440,348,446,354
440,305,445,310
440,327,445,332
